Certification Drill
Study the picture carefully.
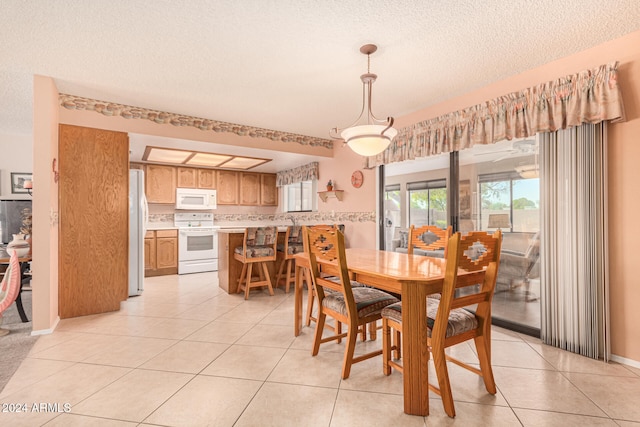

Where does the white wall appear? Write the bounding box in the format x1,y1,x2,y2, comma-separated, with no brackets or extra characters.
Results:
0,131,32,199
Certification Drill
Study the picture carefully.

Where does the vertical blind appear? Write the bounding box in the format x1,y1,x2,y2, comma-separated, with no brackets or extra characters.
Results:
539,123,610,360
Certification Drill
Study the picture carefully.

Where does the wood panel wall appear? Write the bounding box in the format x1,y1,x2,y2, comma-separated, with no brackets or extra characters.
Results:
58,124,129,318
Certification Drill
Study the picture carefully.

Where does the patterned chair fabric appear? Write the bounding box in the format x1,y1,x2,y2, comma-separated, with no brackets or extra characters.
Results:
381,300,478,338
234,245,275,258
323,287,398,319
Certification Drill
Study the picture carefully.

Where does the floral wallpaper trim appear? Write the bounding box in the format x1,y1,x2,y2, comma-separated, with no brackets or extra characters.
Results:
148,212,375,225
365,62,625,168
276,162,319,186
59,94,334,149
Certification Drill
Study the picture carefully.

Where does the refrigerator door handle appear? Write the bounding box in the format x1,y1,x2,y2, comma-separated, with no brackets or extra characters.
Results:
142,194,149,236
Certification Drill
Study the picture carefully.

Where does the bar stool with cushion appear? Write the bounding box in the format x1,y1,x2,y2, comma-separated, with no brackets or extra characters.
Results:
234,226,278,300
275,225,303,293
304,225,399,379
381,230,502,418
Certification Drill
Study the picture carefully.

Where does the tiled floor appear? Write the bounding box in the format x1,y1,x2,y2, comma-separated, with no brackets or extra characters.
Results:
1,272,639,426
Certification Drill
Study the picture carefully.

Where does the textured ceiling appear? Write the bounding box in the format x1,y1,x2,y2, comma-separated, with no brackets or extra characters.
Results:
2,0,640,145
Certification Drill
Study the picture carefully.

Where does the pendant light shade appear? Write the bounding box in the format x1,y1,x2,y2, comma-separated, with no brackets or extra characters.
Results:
330,44,397,157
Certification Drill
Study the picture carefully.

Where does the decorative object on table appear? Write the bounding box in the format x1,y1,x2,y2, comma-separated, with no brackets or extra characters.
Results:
22,179,33,196
487,213,511,231
6,234,30,258
0,251,21,336
10,173,32,194
330,43,397,157
350,170,364,188
326,180,333,191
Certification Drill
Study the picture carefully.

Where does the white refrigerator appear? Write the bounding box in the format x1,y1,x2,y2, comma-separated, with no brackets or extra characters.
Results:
129,169,148,296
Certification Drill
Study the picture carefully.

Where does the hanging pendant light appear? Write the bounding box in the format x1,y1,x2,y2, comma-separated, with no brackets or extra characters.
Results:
330,44,397,157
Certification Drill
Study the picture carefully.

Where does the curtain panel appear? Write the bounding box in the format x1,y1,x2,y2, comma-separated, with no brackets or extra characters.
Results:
276,162,319,187
540,123,609,360
365,62,624,168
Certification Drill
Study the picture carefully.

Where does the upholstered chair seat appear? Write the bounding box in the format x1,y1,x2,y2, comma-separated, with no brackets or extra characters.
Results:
234,226,278,299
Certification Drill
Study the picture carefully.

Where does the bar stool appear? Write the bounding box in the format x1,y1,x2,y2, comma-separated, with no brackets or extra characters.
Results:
275,225,303,293
234,226,278,300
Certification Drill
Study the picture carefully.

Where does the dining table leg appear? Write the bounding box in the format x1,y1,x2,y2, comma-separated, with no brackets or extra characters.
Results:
401,280,430,416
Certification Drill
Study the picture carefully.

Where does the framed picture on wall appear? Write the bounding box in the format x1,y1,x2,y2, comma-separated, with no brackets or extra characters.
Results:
11,172,32,194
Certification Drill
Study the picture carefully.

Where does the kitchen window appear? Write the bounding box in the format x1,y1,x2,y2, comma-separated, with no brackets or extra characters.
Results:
285,180,316,212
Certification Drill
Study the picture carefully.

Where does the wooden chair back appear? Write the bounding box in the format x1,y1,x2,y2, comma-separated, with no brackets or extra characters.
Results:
302,225,354,310
239,226,278,262
436,230,502,345
408,225,452,256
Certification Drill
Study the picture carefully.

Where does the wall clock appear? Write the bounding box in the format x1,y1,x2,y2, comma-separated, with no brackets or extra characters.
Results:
351,170,364,188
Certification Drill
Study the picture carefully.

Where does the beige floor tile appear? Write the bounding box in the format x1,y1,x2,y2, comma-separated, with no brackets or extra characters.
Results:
490,340,555,370
82,336,177,367
72,369,193,422
140,340,229,373
528,342,635,376
423,399,522,426
132,317,209,340
268,348,344,388
514,408,618,426
28,333,117,362
214,305,274,324
331,389,427,427
493,366,606,416
144,375,261,427
337,355,404,395
54,312,119,333
258,305,295,326
235,382,337,427
185,320,253,343
201,344,285,380
170,302,235,321
615,421,640,427
565,371,640,422
492,326,526,342
0,358,74,399
43,413,138,426
0,363,131,426
236,323,295,348
27,331,84,355
118,301,196,318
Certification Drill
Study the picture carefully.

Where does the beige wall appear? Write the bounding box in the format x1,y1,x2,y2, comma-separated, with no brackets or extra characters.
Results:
0,132,32,200
32,75,60,332
393,30,640,364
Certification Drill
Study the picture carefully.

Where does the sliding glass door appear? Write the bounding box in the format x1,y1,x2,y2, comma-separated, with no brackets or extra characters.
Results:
382,138,541,335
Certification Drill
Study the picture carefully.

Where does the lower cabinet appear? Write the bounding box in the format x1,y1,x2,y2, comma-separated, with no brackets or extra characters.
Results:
145,230,178,277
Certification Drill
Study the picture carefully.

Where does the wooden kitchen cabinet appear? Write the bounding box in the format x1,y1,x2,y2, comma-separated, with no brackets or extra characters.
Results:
198,169,216,189
240,172,260,205
260,173,278,206
145,229,178,277
146,164,177,203
217,170,239,205
177,167,197,188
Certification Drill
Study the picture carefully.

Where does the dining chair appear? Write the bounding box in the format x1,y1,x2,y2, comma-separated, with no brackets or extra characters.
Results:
0,251,21,336
275,225,304,293
234,226,278,300
303,225,399,379
381,230,502,418
408,224,452,256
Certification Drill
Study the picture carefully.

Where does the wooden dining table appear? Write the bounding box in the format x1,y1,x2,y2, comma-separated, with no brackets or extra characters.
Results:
0,246,32,323
293,248,485,416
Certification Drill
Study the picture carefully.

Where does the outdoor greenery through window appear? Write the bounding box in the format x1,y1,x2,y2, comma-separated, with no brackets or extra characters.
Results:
285,180,314,212
407,179,447,228
479,172,539,232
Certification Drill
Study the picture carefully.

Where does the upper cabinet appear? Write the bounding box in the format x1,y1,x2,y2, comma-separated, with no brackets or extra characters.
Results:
217,170,239,205
177,167,197,188
240,172,260,205
260,173,278,206
198,169,216,189
146,164,177,203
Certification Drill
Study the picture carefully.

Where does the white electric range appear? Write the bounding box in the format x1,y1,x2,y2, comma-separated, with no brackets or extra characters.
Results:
174,212,219,274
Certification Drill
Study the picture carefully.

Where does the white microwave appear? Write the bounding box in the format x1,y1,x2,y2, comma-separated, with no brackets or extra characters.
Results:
176,188,217,210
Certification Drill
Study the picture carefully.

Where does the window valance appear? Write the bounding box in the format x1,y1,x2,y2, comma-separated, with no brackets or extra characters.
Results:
276,161,319,186
365,62,625,168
